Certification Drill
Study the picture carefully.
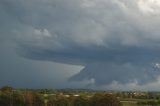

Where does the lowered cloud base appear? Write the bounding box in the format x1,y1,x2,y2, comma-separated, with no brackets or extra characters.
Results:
1,0,160,90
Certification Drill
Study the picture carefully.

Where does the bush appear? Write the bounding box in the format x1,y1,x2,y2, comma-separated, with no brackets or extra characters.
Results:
137,100,160,106
90,93,122,106
55,97,70,106
0,92,12,106
72,96,90,106
24,92,44,106
47,96,57,106
0,86,13,93
12,92,25,106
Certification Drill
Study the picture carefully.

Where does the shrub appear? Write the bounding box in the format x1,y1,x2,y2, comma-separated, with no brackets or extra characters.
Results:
90,93,122,106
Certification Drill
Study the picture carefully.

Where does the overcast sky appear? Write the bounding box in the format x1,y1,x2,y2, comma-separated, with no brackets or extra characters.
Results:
2,0,160,90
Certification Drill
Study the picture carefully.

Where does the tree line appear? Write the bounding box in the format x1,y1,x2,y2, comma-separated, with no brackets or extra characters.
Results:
0,86,122,106
47,93,122,106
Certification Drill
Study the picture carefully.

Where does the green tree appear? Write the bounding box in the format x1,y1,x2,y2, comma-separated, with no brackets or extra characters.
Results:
55,97,70,106
0,86,13,93
0,86,15,106
73,96,90,106
32,93,45,106
24,92,34,105
90,93,122,106
24,92,44,106
47,96,57,106
12,91,25,106
0,92,12,106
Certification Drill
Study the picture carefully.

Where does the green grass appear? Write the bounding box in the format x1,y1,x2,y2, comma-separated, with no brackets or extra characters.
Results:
121,98,160,106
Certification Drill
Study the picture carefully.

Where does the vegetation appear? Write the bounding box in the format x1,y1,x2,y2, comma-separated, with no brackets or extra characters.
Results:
91,93,122,106
72,96,90,106
1,86,160,106
137,100,160,106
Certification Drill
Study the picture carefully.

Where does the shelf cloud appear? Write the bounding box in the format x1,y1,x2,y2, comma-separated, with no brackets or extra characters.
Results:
1,0,160,87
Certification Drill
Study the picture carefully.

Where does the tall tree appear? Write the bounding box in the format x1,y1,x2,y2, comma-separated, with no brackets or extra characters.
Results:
73,96,90,106
90,93,122,106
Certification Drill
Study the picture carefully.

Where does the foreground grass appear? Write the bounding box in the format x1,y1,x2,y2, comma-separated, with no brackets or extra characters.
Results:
121,98,160,106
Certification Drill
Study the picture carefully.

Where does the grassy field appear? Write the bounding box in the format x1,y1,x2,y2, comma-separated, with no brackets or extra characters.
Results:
121,101,137,106
121,99,160,106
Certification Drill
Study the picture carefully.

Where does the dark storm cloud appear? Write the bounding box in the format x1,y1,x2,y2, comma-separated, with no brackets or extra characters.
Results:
1,0,160,86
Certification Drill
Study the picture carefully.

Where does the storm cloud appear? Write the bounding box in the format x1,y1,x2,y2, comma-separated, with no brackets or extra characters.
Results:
1,0,160,88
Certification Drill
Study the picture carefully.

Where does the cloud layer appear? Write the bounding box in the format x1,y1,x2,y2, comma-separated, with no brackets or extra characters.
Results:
2,0,160,88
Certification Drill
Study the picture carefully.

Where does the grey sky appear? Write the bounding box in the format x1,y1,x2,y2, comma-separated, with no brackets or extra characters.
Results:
1,0,160,90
